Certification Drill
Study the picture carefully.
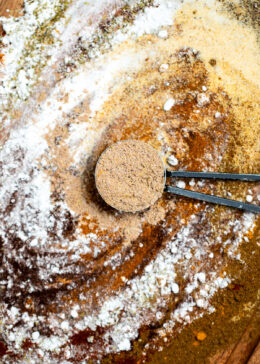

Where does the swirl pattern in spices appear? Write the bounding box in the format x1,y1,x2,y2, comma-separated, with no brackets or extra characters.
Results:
0,1,259,363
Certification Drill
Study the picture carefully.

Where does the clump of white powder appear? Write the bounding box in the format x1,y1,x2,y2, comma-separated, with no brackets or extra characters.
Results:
158,29,168,38
159,63,169,72
176,180,186,189
167,155,178,166
197,93,210,107
163,98,175,111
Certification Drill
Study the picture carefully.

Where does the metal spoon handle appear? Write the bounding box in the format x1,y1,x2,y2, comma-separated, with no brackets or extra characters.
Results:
166,171,260,181
165,185,260,213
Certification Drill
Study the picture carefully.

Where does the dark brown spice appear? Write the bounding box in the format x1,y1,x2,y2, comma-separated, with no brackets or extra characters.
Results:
209,58,217,66
0,341,7,358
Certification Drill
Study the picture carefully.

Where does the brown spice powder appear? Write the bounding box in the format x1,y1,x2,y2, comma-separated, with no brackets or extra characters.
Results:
95,140,165,212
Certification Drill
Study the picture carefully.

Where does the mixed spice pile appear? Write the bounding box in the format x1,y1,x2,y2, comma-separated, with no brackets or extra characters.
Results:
95,140,165,212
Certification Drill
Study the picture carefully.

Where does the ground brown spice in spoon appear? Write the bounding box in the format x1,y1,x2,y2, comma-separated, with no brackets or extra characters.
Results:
95,140,165,212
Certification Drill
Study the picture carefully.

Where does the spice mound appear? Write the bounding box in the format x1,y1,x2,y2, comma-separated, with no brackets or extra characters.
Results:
95,140,165,212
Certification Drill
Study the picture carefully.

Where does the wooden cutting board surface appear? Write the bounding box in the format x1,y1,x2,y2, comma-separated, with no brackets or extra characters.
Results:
0,1,259,363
